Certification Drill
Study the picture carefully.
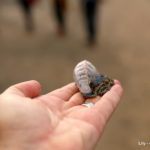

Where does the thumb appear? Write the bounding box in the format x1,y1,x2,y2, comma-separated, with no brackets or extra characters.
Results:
3,80,41,98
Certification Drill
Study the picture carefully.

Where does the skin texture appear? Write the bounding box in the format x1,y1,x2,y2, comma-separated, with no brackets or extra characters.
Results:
0,80,123,150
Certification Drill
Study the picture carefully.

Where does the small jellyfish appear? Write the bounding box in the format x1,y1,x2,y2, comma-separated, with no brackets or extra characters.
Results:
73,60,114,98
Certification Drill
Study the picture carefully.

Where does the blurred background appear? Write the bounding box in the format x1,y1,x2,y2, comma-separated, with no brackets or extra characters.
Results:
0,0,150,149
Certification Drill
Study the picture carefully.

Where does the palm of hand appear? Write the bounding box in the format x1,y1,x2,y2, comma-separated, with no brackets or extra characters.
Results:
0,81,122,150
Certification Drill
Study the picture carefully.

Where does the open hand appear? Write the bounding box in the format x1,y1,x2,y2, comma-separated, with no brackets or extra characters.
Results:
0,80,123,150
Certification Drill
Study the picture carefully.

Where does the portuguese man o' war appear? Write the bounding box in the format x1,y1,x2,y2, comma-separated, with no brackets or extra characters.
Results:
73,60,114,98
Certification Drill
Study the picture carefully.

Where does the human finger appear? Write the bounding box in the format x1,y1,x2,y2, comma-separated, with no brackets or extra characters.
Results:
3,80,41,98
63,92,85,109
46,82,78,101
93,82,123,122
